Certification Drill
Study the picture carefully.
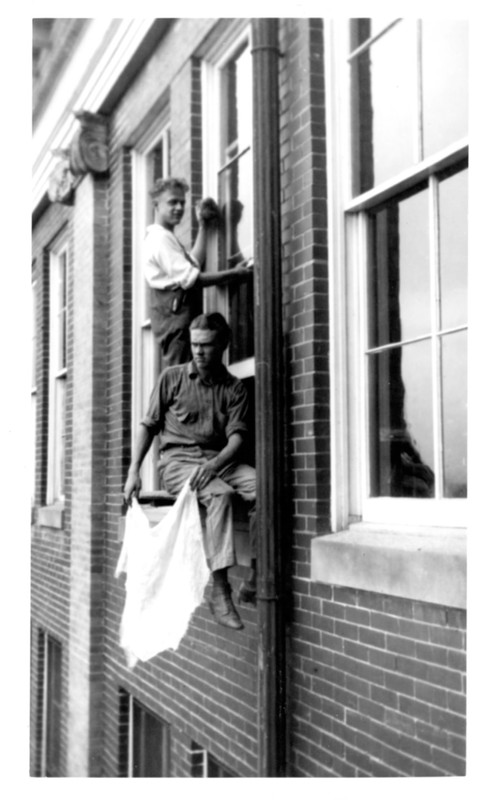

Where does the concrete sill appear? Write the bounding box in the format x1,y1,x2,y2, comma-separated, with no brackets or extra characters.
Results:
118,499,252,566
38,504,65,530
311,524,466,609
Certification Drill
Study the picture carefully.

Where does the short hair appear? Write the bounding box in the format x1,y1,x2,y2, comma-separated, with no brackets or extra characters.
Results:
149,177,190,201
190,313,231,349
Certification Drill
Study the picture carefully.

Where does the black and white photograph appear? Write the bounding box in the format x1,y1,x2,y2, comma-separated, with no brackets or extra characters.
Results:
17,3,484,789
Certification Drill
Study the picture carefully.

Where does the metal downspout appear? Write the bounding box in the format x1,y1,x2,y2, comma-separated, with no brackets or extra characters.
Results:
251,18,288,778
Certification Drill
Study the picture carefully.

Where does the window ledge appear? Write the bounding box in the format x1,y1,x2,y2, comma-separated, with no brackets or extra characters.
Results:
311,524,466,609
117,500,252,566
38,504,65,529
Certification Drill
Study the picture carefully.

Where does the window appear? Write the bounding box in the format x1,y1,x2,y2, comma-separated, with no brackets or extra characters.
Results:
132,121,171,491
202,24,254,380
119,692,170,777
40,633,63,777
47,242,68,505
327,19,468,530
31,276,38,504
191,742,237,777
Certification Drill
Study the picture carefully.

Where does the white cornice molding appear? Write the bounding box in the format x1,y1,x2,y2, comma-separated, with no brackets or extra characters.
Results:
32,18,156,214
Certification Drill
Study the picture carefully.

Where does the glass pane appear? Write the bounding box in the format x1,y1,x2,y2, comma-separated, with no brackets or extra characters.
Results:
439,168,468,330
422,20,468,157
351,20,414,194
132,704,164,777
441,331,467,498
58,253,67,370
368,188,430,348
45,638,62,777
369,341,435,497
219,150,254,363
223,43,252,157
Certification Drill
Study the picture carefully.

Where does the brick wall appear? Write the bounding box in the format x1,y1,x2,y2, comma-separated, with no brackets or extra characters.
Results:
278,18,466,777
101,18,260,777
279,18,330,543
291,585,466,776
31,17,467,778
30,201,72,776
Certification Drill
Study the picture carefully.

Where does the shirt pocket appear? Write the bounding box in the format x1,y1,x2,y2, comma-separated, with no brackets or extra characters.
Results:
172,398,199,425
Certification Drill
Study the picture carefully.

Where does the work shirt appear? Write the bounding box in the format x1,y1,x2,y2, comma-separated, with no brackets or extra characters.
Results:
143,224,200,291
141,361,249,454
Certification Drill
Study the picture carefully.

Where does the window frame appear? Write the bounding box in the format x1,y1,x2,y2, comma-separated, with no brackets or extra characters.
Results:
40,632,63,777
124,694,170,777
201,22,255,381
131,119,171,492
31,276,38,505
46,240,68,507
326,18,468,532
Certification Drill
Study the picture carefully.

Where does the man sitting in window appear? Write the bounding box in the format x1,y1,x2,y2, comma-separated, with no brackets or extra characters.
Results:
144,177,250,369
124,312,256,630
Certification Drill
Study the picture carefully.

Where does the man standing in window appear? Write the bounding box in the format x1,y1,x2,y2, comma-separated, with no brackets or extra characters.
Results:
144,178,250,369
124,312,256,630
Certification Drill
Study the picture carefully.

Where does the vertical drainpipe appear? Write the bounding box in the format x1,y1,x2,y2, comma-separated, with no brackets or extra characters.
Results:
251,18,288,778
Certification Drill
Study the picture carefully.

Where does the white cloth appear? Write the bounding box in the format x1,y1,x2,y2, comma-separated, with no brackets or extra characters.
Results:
115,480,210,668
143,224,200,291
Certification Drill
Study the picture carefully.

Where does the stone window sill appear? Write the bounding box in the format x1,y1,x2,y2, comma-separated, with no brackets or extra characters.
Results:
118,496,252,566
311,523,466,609
37,504,65,530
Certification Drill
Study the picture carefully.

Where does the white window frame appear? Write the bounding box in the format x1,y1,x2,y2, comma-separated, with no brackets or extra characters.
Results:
40,632,62,777
132,120,171,491
126,695,170,777
31,278,38,504
201,22,255,381
326,19,468,532
47,242,68,506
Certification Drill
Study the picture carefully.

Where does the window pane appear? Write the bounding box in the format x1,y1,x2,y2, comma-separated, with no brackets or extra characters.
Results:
368,188,430,348
220,151,253,266
439,167,468,330
132,702,167,777
369,341,435,498
222,43,252,158
58,253,67,370
219,45,254,365
441,331,467,498
45,638,62,777
422,20,468,158
351,21,415,194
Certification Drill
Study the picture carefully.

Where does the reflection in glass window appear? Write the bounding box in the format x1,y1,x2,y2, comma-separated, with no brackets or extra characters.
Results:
422,20,468,157
368,188,430,348
369,342,435,498
439,168,468,331
218,42,254,364
350,20,469,195
351,20,414,193
441,331,467,498
365,165,467,500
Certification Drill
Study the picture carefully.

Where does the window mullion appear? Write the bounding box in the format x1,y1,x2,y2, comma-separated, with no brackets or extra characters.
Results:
357,212,370,510
429,175,444,498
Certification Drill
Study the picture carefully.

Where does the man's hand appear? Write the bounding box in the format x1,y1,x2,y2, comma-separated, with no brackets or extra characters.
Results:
124,468,142,506
190,460,219,491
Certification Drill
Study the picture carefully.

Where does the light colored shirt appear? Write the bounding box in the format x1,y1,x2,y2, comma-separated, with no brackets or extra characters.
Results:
143,224,200,291
142,361,249,453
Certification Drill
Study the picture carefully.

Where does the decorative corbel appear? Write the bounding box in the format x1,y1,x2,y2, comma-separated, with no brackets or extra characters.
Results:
47,149,75,205
48,110,109,205
69,111,109,176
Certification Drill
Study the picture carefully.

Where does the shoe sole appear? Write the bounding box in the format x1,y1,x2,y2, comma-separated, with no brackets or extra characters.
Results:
208,600,244,630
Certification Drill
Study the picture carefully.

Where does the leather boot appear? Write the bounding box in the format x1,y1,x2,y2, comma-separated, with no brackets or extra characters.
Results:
209,573,244,630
